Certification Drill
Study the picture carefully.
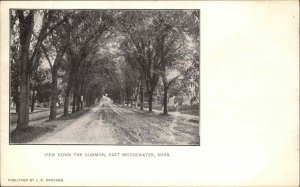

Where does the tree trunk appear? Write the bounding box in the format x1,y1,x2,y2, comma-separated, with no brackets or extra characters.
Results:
135,87,139,108
16,10,34,129
31,89,36,112
80,100,84,110
49,36,68,118
76,95,80,111
119,92,123,105
72,77,81,112
86,92,90,107
139,82,143,110
64,67,74,115
87,90,95,107
72,77,78,113
63,83,71,116
148,91,153,112
80,81,84,110
72,90,76,113
17,73,30,129
160,33,168,114
13,94,20,113
16,98,20,113
163,81,168,115
123,93,126,106
49,70,58,120
130,88,133,107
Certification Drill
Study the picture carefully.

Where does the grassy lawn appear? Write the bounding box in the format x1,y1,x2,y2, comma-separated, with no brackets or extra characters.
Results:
10,108,91,144
153,104,199,116
10,107,66,124
10,126,55,143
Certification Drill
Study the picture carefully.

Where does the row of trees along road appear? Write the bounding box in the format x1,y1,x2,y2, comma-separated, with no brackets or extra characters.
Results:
11,10,199,130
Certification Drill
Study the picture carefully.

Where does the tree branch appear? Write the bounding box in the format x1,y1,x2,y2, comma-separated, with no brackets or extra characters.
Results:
32,32,53,69
29,12,68,72
167,63,195,87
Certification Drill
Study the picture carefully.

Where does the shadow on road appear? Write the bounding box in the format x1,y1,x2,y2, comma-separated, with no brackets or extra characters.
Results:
54,108,91,121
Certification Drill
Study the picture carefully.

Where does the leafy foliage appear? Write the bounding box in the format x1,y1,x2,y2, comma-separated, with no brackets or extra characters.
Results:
10,9,199,127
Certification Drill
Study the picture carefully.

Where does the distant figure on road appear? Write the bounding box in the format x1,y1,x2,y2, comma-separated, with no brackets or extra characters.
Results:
100,94,112,107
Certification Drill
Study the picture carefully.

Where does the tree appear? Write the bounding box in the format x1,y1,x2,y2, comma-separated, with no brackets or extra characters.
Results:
61,10,115,114
118,11,164,112
119,10,199,114
83,53,120,106
40,11,71,120
152,11,199,114
35,69,52,105
16,10,35,128
11,46,20,112
14,10,67,129
29,67,51,112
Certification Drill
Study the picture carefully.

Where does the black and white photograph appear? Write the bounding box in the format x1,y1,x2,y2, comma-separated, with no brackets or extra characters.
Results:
9,9,200,145
2,1,299,186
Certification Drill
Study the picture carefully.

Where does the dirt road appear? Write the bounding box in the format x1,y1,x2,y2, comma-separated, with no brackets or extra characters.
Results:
34,102,199,145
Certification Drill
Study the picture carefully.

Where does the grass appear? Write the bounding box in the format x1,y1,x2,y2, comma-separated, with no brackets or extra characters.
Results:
10,108,91,144
153,104,199,116
10,107,66,123
10,126,55,143
188,118,199,123
55,108,91,120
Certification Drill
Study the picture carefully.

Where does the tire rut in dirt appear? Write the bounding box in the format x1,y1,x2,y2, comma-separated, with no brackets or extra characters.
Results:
115,106,199,144
109,105,176,144
101,105,146,144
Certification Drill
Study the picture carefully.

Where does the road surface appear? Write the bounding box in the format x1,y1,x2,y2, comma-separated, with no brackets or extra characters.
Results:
34,102,199,145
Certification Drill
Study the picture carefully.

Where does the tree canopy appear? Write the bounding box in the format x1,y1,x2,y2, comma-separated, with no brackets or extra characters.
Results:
10,9,200,129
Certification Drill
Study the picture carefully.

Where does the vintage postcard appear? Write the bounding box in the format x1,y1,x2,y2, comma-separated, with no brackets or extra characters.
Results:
1,1,299,186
